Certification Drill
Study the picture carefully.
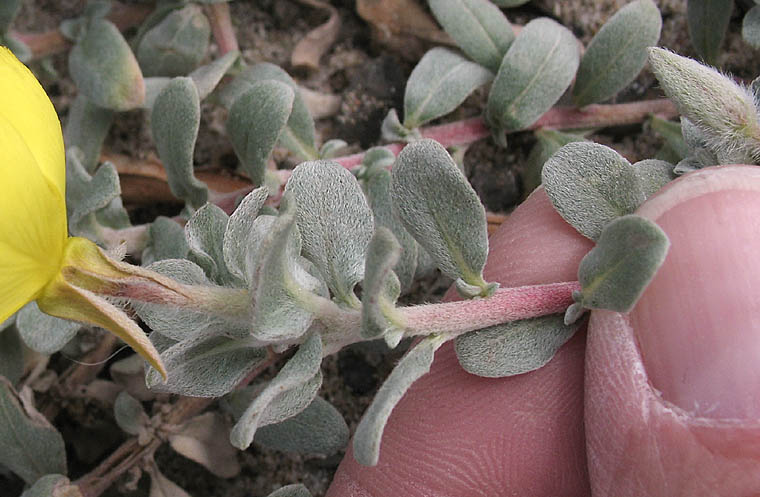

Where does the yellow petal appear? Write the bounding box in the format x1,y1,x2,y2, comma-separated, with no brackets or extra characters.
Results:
0,113,67,323
0,46,65,196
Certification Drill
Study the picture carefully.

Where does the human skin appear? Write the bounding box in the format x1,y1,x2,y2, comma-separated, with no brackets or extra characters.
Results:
327,165,760,497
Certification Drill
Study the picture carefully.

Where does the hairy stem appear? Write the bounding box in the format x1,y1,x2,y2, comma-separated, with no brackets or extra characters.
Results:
402,281,580,337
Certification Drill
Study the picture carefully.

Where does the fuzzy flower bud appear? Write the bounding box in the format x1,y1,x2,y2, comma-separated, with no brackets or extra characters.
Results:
648,47,760,163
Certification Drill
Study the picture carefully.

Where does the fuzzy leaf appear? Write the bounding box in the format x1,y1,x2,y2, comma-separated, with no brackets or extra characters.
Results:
69,19,145,110
486,18,579,136
223,187,268,280
146,333,268,397
0,326,22,385
114,391,149,436
265,485,312,497
0,0,21,34
454,314,579,377
220,63,318,160
361,228,403,339
151,77,208,209
66,154,124,239
63,95,114,173
576,215,669,312
633,159,675,198
743,6,760,50
168,412,240,479
285,161,374,306
687,0,732,65
137,4,210,77
251,209,325,342
403,48,493,129
230,333,323,449
353,335,444,466
522,129,587,195
227,81,295,187
364,168,418,291
542,142,646,240
572,0,662,107
16,302,79,355
189,50,239,99
142,216,190,266
21,475,82,497
0,379,66,484
649,116,688,163
185,203,239,285
254,396,349,456
391,139,492,294
428,0,514,72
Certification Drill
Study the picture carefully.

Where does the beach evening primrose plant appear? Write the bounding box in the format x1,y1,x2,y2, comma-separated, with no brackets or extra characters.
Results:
0,47,167,379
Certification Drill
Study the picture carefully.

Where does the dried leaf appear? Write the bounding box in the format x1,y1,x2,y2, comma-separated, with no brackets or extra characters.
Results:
292,0,340,71
168,412,240,479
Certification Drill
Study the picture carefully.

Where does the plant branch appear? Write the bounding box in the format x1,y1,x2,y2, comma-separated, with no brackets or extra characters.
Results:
204,2,239,56
74,349,283,497
402,281,580,337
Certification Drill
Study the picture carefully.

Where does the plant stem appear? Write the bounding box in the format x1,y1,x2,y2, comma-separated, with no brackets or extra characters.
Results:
333,99,677,169
402,281,580,337
204,2,239,55
74,349,283,497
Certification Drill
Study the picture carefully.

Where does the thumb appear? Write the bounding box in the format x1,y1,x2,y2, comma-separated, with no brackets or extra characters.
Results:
586,165,760,496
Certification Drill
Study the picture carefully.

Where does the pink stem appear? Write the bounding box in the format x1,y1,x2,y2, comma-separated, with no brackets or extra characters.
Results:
205,2,239,55
402,281,580,337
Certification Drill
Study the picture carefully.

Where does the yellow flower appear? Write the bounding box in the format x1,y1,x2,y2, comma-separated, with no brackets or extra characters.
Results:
0,47,166,379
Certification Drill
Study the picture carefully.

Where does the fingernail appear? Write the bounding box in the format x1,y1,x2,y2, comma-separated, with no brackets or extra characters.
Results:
632,166,760,419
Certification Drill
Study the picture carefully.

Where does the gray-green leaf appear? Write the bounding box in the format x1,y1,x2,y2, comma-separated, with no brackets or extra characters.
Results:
251,210,325,342
542,141,646,240
743,6,760,50
185,203,239,285
114,391,149,436
136,4,210,77
364,168,418,292
16,302,80,355
486,17,579,136
572,0,662,107
361,227,403,339
227,80,295,187
142,216,190,266
69,19,145,110
230,333,323,449
223,187,268,280
576,214,670,312
285,161,374,306
428,0,514,72
687,0,732,65
151,77,208,209
522,129,587,196
0,378,66,484
254,396,349,456
391,139,492,294
353,335,444,466
145,333,268,397
633,159,675,199
220,63,318,160
403,48,493,129
0,326,22,386
454,314,579,377
63,95,114,173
